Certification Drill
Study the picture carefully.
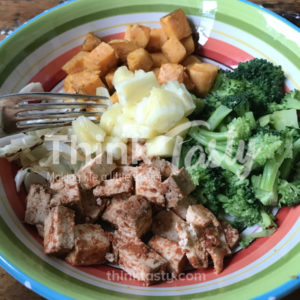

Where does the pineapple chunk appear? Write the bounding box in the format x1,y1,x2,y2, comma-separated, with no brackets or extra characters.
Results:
112,66,134,86
122,103,137,119
162,81,195,116
146,135,176,157
114,68,160,106
103,136,127,160
166,117,190,138
100,103,122,134
135,87,184,133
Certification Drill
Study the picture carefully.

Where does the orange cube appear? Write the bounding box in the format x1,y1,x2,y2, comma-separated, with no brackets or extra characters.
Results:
82,32,102,52
181,35,195,56
62,51,88,74
83,42,118,75
108,39,137,62
125,24,151,48
158,63,184,84
152,67,160,80
110,92,119,104
151,52,169,68
161,38,186,63
105,69,116,91
146,28,168,52
182,55,202,67
183,71,195,91
160,9,192,40
187,63,219,97
127,48,153,72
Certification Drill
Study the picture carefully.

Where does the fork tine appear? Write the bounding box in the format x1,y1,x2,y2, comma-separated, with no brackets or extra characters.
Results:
18,102,108,109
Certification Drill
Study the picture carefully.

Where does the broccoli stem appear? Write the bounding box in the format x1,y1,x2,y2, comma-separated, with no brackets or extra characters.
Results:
197,128,228,141
207,105,232,131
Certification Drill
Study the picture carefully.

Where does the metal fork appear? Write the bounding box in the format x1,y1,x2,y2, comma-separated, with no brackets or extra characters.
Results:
0,92,110,137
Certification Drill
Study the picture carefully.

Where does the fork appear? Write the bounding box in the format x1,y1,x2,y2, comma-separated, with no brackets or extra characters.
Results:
0,92,110,137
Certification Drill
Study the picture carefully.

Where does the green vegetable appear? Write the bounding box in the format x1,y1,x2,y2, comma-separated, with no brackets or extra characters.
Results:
278,179,300,207
271,109,299,131
268,89,300,112
239,228,276,248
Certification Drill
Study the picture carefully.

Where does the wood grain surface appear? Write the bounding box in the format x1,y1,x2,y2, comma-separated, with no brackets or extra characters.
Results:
0,1,299,299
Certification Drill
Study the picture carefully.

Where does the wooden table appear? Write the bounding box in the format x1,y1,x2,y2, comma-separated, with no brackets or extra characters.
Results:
0,0,299,299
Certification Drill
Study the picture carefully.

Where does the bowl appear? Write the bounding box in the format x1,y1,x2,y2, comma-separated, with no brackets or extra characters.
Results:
0,0,299,299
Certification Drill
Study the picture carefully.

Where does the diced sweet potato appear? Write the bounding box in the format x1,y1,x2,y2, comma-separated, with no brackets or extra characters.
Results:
161,38,186,63
181,35,195,56
187,63,219,97
158,63,184,84
125,24,151,48
127,48,153,72
62,51,88,74
160,9,192,40
83,42,118,75
152,67,160,80
108,39,138,62
82,32,101,51
110,91,119,104
151,52,169,68
105,69,116,91
64,70,105,95
182,55,202,67
146,28,168,52
183,70,195,91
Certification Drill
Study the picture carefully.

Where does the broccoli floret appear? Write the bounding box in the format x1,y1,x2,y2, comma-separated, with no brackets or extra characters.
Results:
269,90,300,112
239,228,276,248
278,179,300,207
190,94,205,119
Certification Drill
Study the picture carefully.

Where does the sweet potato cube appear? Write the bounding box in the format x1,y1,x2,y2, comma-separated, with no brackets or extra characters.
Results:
183,71,195,91
127,48,153,72
108,39,138,62
146,28,168,52
125,24,151,48
105,69,116,91
187,63,219,97
151,52,169,68
82,32,101,51
160,9,192,40
182,55,202,66
161,38,186,63
83,42,118,75
62,51,88,74
158,63,184,84
152,67,160,80
181,35,195,56
110,91,119,104
64,70,105,95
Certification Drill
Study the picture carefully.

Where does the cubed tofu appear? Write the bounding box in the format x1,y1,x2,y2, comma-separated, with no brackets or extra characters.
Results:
110,91,119,104
77,152,117,189
160,9,192,40
172,196,196,219
102,195,152,237
127,48,153,72
158,63,184,84
108,39,138,62
113,235,168,285
181,55,202,67
125,24,151,48
135,165,166,206
152,210,184,242
82,32,102,52
36,224,44,238
148,157,177,179
146,28,168,52
114,166,137,179
81,190,106,223
83,42,118,75
93,176,133,197
181,35,195,56
220,220,239,249
44,206,75,255
105,69,116,91
187,63,219,97
206,245,229,274
127,141,149,165
186,204,220,228
50,175,82,212
148,236,187,277
161,38,186,63
151,52,169,68
25,184,51,225
64,70,105,95
66,224,110,266
62,51,88,74
163,168,195,208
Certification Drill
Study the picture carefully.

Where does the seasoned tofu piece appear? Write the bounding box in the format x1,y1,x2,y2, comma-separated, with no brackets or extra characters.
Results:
125,24,151,48
160,9,192,40
181,55,202,67
127,141,149,165
50,175,82,212
66,224,110,266
36,224,44,238
148,236,187,277
163,168,195,208
114,165,137,179
25,184,51,225
105,68,116,91
93,176,133,197
135,165,166,206
158,63,184,84
108,39,138,62
146,28,168,52
152,210,184,242
44,206,75,255
64,70,105,95
172,196,196,219
161,38,186,63
62,51,88,74
127,48,153,72
82,32,101,51
181,35,195,56
147,157,177,179
77,152,117,189
151,52,169,68
187,63,219,97
220,220,239,249
113,235,168,285
102,195,152,238
81,190,106,223
186,204,220,228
